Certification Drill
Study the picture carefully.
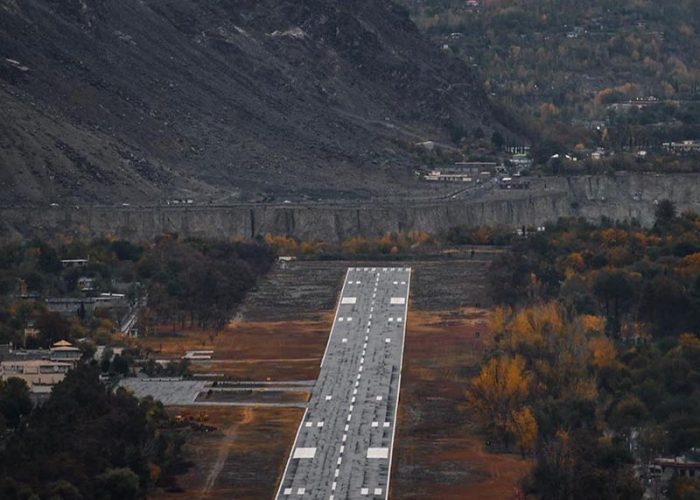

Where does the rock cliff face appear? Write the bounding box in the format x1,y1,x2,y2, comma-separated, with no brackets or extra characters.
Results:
1,173,698,242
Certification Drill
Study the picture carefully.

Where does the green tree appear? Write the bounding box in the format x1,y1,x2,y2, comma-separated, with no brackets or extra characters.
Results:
47,480,83,500
0,378,32,429
35,311,70,347
95,468,140,500
111,354,129,376
655,199,677,228
491,130,505,149
593,270,635,336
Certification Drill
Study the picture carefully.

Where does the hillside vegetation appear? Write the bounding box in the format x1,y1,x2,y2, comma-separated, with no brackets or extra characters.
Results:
399,0,700,170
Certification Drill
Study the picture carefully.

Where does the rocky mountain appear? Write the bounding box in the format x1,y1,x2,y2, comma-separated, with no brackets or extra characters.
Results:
0,0,504,204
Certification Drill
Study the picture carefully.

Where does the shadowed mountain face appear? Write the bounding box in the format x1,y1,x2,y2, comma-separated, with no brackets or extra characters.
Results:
0,0,501,204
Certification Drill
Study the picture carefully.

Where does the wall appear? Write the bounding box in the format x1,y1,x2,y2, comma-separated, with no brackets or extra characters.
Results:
1,173,698,242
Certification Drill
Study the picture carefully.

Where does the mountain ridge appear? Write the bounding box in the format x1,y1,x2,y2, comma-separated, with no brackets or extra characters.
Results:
0,0,504,204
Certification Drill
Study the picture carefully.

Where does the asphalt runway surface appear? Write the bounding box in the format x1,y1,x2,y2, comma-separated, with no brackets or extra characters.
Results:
276,266,411,499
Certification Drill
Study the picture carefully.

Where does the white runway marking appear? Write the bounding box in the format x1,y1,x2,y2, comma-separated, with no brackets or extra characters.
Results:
367,448,389,459
293,448,316,459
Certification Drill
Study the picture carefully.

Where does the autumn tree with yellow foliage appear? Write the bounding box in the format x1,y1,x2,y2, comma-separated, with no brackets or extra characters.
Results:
469,303,617,456
467,355,531,449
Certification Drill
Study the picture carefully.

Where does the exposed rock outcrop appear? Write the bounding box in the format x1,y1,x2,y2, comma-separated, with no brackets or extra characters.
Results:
1,173,698,242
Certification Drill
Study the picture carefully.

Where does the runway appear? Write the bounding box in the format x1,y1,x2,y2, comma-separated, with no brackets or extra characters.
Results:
276,266,411,499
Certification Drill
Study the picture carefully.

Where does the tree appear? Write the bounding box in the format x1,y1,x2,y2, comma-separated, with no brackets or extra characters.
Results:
111,241,143,262
491,130,505,149
0,378,32,429
637,425,667,466
639,276,690,336
35,243,61,274
35,311,70,347
95,468,140,500
654,199,677,228
47,480,83,500
593,270,635,336
111,354,129,376
467,355,531,448
609,396,648,437
508,406,538,457
0,365,183,497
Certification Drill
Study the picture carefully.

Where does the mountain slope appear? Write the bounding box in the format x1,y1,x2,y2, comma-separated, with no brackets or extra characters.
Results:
0,0,502,204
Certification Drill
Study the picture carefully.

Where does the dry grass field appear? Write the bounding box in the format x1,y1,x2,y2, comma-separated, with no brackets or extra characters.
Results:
151,406,302,500
391,308,532,499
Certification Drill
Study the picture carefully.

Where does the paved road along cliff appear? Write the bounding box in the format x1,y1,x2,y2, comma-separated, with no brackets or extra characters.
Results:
1,173,699,241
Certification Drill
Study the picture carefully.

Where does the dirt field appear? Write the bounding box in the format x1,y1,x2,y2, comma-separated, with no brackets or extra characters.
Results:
152,406,302,500
391,309,532,499
145,257,532,499
139,316,333,381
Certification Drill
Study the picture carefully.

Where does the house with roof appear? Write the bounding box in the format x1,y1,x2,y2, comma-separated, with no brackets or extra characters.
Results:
50,340,82,364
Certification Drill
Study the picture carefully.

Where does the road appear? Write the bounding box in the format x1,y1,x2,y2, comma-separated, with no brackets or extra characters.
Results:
276,266,411,499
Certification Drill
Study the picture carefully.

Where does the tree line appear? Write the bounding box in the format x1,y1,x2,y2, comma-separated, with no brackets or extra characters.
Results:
0,365,186,499
471,203,700,498
0,235,275,345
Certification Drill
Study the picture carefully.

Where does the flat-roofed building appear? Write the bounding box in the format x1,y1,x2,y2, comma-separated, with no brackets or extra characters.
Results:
60,258,89,268
0,359,72,392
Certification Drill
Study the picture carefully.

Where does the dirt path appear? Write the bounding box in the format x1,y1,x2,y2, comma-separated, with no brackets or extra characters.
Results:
199,408,254,498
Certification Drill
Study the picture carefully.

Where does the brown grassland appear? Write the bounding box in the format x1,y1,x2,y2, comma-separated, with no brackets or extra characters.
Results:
391,308,532,499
